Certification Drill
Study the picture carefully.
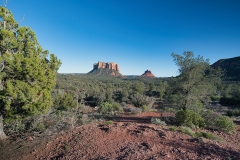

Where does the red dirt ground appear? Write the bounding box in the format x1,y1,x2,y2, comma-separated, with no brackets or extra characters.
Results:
1,112,240,160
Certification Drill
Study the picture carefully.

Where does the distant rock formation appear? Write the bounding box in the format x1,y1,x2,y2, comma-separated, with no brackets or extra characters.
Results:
211,56,240,81
141,70,156,78
87,61,123,77
94,62,120,72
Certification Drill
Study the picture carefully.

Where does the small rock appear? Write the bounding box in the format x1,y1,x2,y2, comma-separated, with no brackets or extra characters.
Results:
28,136,34,141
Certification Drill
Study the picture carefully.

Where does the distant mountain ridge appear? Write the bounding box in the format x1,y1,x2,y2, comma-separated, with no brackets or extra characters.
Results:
211,56,240,81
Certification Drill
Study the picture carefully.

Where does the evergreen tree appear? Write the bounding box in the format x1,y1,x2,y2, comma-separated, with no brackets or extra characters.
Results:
0,6,61,138
158,81,168,100
171,51,222,110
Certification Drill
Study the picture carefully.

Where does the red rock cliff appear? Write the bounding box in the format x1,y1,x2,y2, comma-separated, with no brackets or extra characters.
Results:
93,62,120,72
141,70,156,78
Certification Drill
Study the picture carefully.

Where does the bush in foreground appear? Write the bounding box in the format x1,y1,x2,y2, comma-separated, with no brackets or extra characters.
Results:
202,110,236,133
176,109,205,128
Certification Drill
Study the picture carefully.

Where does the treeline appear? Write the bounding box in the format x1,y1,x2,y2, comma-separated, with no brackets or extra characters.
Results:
54,74,240,112
54,75,169,108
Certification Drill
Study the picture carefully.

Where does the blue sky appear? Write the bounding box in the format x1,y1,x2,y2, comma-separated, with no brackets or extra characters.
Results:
6,0,240,77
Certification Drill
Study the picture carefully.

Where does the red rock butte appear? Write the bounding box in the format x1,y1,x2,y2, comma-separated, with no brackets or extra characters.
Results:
141,70,156,78
93,61,120,72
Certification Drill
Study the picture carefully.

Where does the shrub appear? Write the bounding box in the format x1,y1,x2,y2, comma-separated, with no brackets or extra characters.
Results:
210,95,220,101
233,109,240,117
120,102,127,107
201,110,219,129
107,120,113,125
226,109,240,117
176,109,205,128
179,126,194,136
202,110,236,133
193,131,222,140
130,93,154,107
141,105,152,112
226,110,234,117
54,93,77,111
164,107,177,113
112,102,123,113
123,106,142,114
169,126,177,132
34,122,46,132
151,118,166,126
4,120,26,134
98,102,123,115
214,116,236,133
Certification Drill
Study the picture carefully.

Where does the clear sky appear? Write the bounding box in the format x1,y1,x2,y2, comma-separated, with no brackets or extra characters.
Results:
5,0,240,77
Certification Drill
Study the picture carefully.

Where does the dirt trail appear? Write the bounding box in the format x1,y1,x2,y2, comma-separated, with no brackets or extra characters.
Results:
1,112,240,160
22,123,240,160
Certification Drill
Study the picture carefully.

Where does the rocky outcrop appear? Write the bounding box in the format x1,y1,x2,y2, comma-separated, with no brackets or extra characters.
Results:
94,62,120,72
141,70,156,78
87,62,123,77
211,56,240,81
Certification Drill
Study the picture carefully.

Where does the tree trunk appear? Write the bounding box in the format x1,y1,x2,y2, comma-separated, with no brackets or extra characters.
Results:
0,115,7,139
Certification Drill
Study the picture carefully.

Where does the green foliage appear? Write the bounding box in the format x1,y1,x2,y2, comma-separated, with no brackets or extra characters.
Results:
179,126,194,136
201,110,236,133
165,92,185,109
147,82,155,96
193,131,222,140
4,119,26,134
176,109,205,128
133,81,145,94
163,107,177,113
201,110,220,129
151,118,166,126
123,107,142,114
169,126,177,131
106,120,113,125
210,95,220,101
214,115,236,133
54,93,77,111
130,93,154,107
226,109,240,117
158,81,168,100
141,105,152,112
171,51,222,110
220,83,240,105
98,101,123,115
105,88,113,102
170,125,222,140
55,74,167,109
0,6,61,121
33,122,46,132
119,89,129,102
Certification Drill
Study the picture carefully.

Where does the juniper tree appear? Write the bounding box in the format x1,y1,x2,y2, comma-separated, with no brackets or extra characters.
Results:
0,5,61,139
158,81,168,100
171,51,222,111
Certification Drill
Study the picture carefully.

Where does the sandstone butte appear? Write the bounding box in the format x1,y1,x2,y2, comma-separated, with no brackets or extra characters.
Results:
141,70,156,78
88,61,124,77
94,61,120,72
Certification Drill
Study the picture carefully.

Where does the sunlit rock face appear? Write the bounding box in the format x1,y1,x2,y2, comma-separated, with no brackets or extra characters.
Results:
93,62,120,72
141,70,156,78
88,61,123,77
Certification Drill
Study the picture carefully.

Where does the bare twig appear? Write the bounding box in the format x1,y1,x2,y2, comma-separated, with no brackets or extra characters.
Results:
3,0,8,8
19,14,25,24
